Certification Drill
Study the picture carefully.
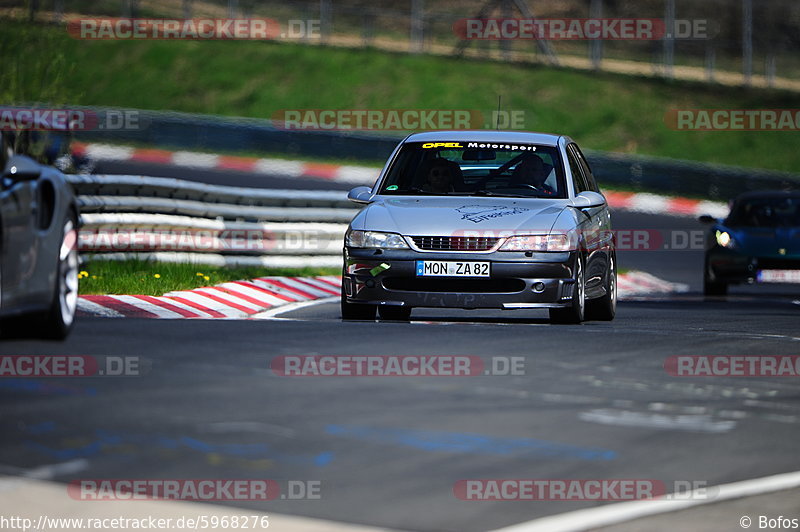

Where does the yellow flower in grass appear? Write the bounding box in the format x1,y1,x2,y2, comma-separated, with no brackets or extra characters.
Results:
154,274,161,279
203,276,210,282
196,272,204,276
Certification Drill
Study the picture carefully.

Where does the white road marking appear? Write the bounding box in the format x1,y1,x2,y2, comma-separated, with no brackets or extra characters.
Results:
0,476,400,532
578,408,736,433
22,459,89,480
77,298,124,318
110,295,185,319
252,296,337,318
171,151,219,168
489,470,800,532
199,421,296,438
159,297,217,318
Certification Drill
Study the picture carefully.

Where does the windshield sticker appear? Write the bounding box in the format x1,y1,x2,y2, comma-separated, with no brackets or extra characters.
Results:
422,142,463,149
456,205,531,224
386,185,399,190
466,142,537,151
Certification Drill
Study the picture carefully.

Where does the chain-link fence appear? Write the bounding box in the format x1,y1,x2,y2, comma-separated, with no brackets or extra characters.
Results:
11,0,800,87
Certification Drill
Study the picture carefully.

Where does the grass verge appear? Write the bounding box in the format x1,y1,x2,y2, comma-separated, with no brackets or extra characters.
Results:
4,18,800,172
78,260,340,295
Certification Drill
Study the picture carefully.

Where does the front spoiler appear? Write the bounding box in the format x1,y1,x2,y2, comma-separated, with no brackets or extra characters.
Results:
343,248,579,309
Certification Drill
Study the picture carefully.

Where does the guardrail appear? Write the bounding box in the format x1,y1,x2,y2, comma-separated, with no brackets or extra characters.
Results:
71,107,800,201
70,174,356,267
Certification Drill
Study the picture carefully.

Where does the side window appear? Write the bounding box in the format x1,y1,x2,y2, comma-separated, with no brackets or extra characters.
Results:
573,144,599,192
566,146,588,194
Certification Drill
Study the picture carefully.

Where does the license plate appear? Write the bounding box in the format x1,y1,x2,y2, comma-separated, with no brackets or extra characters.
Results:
756,269,800,283
415,261,490,277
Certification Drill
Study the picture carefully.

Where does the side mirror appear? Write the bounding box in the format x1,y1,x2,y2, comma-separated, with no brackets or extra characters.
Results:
3,155,41,181
573,191,606,208
347,186,373,205
697,215,717,224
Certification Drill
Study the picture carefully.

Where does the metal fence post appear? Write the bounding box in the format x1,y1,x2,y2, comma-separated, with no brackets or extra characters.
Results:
742,0,753,85
705,42,716,82
663,0,675,79
589,0,603,70
765,53,776,88
54,0,63,23
320,0,332,44
410,0,424,54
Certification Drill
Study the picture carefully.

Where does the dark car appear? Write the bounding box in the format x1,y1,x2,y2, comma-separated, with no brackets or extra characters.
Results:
0,136,80,339
700,190,800,296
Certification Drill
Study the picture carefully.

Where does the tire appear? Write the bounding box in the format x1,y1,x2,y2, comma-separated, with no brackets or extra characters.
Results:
703,276,727,296
378,305,411,321
703,257,727,296
586,254,617,321
341,282,376,320
6,217,79,340
549,256,585,324
42,217,79,339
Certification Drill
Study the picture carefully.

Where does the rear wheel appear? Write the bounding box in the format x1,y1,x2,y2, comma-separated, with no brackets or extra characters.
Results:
378,305,411,321
549,257,585,324
586,254,617,321
340,281,376,320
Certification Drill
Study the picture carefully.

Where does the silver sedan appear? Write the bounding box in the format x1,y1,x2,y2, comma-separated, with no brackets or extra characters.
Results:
342,131,616,324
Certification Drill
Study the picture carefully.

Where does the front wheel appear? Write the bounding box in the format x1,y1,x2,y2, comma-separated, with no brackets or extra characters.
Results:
341,282,376,321
703,276,727,296
703,257,727,296
586,254,617,321
42,217,79,339
378,305,411,321
549,257,585,324
7,217,79,340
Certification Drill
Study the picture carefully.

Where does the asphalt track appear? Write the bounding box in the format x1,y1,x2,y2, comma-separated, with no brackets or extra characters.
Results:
1,160,799,531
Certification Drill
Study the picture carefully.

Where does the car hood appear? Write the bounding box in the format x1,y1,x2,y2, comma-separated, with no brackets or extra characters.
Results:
356,196,569,235
727,226,800,258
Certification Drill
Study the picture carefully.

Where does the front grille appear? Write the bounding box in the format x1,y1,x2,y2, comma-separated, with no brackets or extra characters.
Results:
383,277,525,293
410,236,499,252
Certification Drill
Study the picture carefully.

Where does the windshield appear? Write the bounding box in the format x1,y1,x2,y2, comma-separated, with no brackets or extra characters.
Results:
379,141,566,198
726,196,800,228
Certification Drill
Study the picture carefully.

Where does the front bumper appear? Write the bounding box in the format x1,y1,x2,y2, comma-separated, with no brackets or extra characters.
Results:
707,247,800,284
343,247,579,309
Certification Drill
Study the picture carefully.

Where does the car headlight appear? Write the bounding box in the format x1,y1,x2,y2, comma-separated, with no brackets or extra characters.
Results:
346,230,409,249
715,230,735,249
499,234,574,252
